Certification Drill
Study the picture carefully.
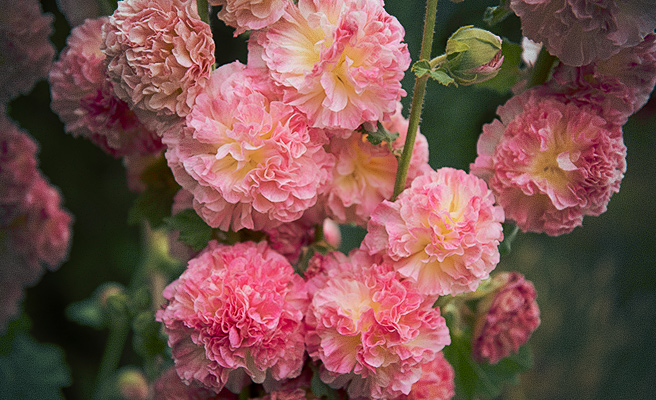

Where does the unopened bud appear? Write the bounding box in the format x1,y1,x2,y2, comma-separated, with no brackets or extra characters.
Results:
444,26,503,85
117,368,150,400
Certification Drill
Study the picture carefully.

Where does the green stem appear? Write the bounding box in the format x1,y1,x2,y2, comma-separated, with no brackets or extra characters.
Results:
526,46,557,89
392,0,440,200
93,316,130,400
197,0,210,25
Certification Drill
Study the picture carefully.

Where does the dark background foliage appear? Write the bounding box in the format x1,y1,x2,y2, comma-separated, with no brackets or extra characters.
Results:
4,0,655,398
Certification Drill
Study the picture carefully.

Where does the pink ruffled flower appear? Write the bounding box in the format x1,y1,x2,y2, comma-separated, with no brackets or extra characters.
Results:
209,0,290,35
0,0,55,104
101,0,215,132
1,115,73,332
470,87,627,236
551,33,656,125
152,367,239,400
251,0,411,130
472,272,540,364
305,250,450,399
156,241,309,393
509,0,656,66
50,17,163,158
164,61,334,231
362,168,504,297
323,106,430,226
392,352,455,400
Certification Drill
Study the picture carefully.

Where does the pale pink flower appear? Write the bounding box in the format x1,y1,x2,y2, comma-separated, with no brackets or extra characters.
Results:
0,115,73,332
551,33,656,125
472,272,540,364
305,249,450,399
152,367,239,400
392,352,455,400
209,0,290,35
156,241,309,393
163,62,334,231
101,0,215,132
470,87,627,236
509,0,656,66
362,168,504,297
251,0,411,130
50,17,163,158
0,0,55,104
323,106,430,226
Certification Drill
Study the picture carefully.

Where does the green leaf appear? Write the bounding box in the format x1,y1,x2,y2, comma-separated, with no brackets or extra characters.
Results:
0,334,71,400
360,121,400,151
429,68,458,87
443,331,533,400
310,365,341,400
412,59,433,78
132,311,167,362
475,39,523,94
165,208,214,251
499,224,520,256
128,156,180,228
483,1,515,27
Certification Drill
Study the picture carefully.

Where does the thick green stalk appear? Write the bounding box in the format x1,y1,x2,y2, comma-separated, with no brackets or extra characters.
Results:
392,0,439,200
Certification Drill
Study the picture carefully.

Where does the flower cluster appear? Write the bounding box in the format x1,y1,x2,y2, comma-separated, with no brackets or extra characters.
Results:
0,114,72,332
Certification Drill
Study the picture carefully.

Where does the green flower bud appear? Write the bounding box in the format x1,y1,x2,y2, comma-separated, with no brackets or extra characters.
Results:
444,25,503,85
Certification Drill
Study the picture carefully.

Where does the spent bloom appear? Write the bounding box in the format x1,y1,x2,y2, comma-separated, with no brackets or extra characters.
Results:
509,0,656,66
0,0,55,104
209,0,290,35
305,250,450,399
251,0,411,130
363,168,505,297
323,106,430,226
550,33,656,125
156,240,309,393
164,61,334,231
472,272,541,364
102,0,215,132
470,87,627,236
49,17,163,158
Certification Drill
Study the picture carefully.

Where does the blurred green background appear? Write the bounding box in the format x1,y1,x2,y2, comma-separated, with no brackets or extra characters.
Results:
5,0,655,398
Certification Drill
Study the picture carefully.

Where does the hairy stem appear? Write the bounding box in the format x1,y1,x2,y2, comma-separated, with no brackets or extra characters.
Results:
392,0,440,200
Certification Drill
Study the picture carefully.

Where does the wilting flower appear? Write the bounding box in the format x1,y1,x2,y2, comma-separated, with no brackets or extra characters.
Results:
363,168,504,297
156,241,309,393
323,106,430,226
551,33,656,125
251,0,411,130
1,115,73,332
509,0,656,66
209,0,290,35
102,0,215,132
0,0,55,104
164,61,334,231
470,87,627,236
305,250,450,399
472,272,540,364
50,17,163,158
392,352,455,400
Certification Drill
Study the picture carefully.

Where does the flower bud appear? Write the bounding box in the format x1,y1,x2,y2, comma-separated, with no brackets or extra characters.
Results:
471,272,540,364
444,25,504,85
117,368,150,400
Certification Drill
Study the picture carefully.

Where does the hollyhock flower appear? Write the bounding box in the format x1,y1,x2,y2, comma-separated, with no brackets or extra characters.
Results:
152,367,239,400
509,0,656,66
156,241,309,393
164,61,334,231
305,250,450,399
470,87,627,236
392,352,455,400
251,0,411,130
50,17,163,158
472,272,540,364
101,0,215,132
323,106,430,226
1,115,73,332
209,0,290,35
0,0,55,104
362,168,504,297
551,33,656,125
